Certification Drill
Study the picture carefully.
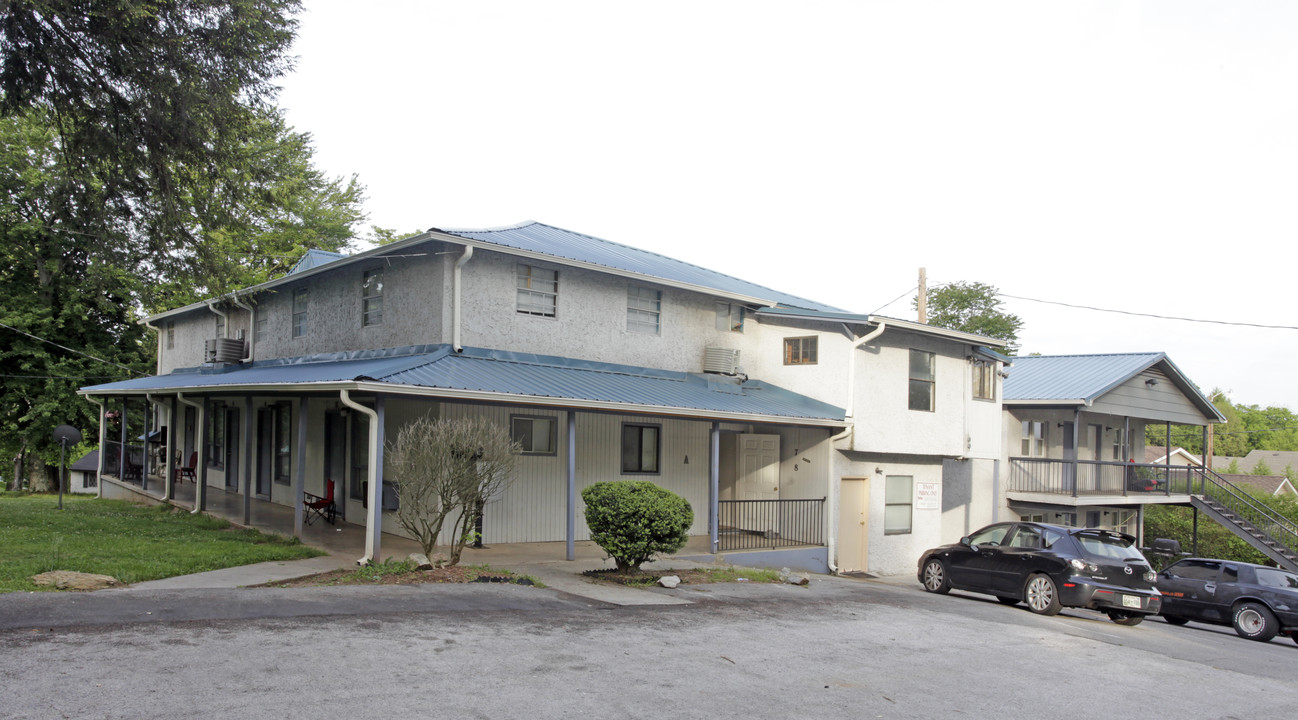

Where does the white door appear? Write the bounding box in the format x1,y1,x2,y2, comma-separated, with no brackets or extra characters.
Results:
839,477,869,573
737,434,780,500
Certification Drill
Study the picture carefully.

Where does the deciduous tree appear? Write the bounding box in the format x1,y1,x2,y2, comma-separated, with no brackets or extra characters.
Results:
915,281,1022,353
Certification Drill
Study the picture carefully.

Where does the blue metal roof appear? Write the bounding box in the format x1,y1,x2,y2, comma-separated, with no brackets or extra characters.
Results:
81,345,844,424
437,222,844,312
289,249,347,274
1003,353,1169,404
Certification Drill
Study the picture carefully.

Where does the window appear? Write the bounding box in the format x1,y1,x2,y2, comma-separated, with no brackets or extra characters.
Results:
362,269,383,326
207,404,226,468
1166,560,1221,582
972,361,994,400
215,314,225,339
254,312,267,342
784,337,818,365
166,322,175,350
621,423,660,474
967,524,1011,546
626,286,661,334
908,349,935,411
517,264,558,317
1020,421,1047,456
884,475,913,534
715,302,744,332
511,415,557,455
274,404,292,484
292,288,308,338
1112,427,1127,461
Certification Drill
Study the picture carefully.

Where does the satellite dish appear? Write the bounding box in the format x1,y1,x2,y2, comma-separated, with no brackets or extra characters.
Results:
52,425,83,445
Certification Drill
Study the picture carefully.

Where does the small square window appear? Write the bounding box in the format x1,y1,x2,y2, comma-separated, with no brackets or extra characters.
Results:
627,286,662,334
362,269,384,326
511,415,557,455
517,264,558,317
621,423,660,474
784,337,818,365
716,302,744,332
908,349,934,411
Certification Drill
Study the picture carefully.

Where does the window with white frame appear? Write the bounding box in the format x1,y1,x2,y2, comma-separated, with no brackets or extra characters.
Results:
621,423,660,474
626,286,662,334
884,475,913,534
274,403,292,484
166,322,175,350
517,264,558,317
511,415,557,455
1112,427,1127,461
972,361,994,400
784,337,818,365
215,314,225,339
362,268,383,326
292,287,308,338
207,403,226,468
1021,420,1047,456
908,349,935,411
254,311,267,342
715,302,744,332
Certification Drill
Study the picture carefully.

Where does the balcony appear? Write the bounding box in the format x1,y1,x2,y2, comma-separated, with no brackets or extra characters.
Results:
1007,457,1199,502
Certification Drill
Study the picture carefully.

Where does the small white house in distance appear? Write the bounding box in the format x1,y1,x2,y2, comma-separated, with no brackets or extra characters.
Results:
67,450,100,494
80,221,1009,576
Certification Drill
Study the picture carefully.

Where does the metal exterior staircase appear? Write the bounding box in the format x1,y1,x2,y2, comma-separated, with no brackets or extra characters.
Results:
1189,468,1298,572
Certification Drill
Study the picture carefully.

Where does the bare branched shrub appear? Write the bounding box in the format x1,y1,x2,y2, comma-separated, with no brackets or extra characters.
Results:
389,416,519,564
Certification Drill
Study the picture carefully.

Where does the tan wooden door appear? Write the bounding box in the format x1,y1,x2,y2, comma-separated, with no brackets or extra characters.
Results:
839,477,870,573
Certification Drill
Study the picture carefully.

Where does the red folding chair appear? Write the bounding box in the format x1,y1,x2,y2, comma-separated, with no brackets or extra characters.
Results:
304,480,337,526
174,452,197,483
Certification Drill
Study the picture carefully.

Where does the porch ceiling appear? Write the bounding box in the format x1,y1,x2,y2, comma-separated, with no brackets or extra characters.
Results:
79,344,847,427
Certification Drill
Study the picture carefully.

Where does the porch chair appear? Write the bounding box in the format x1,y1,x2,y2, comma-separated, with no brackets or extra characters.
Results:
174,452,198,483
304,480,337,526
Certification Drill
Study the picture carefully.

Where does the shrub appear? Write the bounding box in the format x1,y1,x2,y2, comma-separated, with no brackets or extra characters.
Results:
582,481,693,571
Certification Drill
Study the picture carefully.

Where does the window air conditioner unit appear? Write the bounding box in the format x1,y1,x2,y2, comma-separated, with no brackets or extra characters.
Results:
205,338,247,364
703,347,740,375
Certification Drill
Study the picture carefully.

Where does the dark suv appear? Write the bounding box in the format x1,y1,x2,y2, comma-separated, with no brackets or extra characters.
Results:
918,522,1161,626
1157,558,1298,644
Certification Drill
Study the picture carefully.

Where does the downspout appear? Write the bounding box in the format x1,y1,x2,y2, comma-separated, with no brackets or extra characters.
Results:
830,322,887,443
207,299,228,337
230,292,256,363
452,245,474,352
340,389,380,564
177,393,206,514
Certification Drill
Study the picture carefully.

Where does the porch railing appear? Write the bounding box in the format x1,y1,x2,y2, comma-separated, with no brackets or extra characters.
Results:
102,441,147,485
1193,466,1298,564
717,498,825,551
1008,458,1198,497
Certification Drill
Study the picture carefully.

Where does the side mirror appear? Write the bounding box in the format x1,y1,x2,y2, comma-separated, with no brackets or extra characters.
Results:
959,536,971,548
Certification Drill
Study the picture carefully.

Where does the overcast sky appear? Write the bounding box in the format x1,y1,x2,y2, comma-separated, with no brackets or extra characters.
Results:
276,1,1298,411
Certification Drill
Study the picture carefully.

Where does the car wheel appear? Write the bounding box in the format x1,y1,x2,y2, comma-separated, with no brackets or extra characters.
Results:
921,558,950,594
1024,574,1062,616
996,596,1019,606
1107,611,1145,626
1232,602,1279,642
1162,615,1190,626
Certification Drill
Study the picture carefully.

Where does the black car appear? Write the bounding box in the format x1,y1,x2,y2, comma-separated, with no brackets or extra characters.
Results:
917,522,1161,626
1157,558,1298,644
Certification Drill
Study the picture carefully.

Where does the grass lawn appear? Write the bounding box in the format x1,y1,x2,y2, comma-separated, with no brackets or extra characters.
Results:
0,492,323,593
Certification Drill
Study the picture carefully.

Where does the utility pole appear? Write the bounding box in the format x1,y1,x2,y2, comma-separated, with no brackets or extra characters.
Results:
917,267,928,324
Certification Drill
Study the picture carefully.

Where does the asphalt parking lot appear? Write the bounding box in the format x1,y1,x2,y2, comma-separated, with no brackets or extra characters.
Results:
2,571,1295,720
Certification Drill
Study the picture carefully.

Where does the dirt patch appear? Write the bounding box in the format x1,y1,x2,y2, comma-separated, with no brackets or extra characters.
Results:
263,566,529,588
582,568,777,587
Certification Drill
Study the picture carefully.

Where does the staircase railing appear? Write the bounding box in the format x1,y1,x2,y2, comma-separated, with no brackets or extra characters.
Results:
1191,466,1298,560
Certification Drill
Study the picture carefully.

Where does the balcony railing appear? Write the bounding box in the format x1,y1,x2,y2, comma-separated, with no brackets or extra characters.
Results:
717,498,825,551
1008,458,1199,497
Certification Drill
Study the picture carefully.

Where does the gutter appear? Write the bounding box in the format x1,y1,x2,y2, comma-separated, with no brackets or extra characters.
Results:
340,389,380,565
176,393,206,514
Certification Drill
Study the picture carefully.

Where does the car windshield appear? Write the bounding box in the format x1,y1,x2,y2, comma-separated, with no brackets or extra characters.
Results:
1073,531,1145,562
1255,567,1298,589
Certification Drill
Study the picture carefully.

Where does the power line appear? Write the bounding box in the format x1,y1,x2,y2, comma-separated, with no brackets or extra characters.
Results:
998,293,1298,331
0,321,144,377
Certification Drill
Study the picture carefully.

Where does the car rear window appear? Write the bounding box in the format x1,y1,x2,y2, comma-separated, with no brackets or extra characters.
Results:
1255,567,1298,589
1072,531,1145,562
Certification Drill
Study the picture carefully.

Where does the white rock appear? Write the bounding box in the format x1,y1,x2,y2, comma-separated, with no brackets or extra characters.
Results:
408,553,433,570
658,575,681,588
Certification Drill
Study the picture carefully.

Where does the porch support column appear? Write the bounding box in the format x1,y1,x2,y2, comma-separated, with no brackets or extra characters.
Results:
709,422,720,554
1165,421,1172,496
341,389,380,564
165,396,178,500
293,396,308,538
1070,408,1080,497
242,396,253,525
91,397,106,498
1192,507,1199,555
566,410,576,561
178,393,207,513
118,396,128,482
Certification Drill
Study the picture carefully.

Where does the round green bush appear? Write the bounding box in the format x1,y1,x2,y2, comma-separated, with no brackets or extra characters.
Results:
581,481,694,571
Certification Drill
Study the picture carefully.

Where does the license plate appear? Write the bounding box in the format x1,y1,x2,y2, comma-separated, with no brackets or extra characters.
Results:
1121,595,1142,609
